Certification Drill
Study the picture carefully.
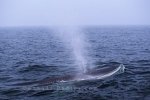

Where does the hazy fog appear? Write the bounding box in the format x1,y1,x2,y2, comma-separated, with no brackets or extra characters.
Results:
0,0,150,26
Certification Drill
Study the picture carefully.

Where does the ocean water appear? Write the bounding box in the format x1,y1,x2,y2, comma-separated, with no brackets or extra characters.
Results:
0,26,150,100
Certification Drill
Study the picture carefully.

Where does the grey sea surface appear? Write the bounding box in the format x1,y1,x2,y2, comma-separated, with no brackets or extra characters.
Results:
0,26,150,100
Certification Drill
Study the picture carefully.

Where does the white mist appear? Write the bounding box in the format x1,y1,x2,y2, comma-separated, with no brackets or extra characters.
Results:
54,26,91,73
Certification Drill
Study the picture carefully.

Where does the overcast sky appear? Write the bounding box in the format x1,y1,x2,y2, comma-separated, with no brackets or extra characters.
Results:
0,0,150,26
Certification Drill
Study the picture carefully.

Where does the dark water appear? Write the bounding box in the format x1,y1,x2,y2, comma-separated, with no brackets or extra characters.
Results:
0,26,150,100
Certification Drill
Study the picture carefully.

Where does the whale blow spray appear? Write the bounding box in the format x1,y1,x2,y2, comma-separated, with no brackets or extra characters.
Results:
55,26,92,73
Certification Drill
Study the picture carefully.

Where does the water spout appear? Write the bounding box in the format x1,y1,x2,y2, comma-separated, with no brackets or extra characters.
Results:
54,26,91,73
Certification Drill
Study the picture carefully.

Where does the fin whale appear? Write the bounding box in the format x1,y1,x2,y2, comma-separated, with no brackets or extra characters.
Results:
15,64,125,86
